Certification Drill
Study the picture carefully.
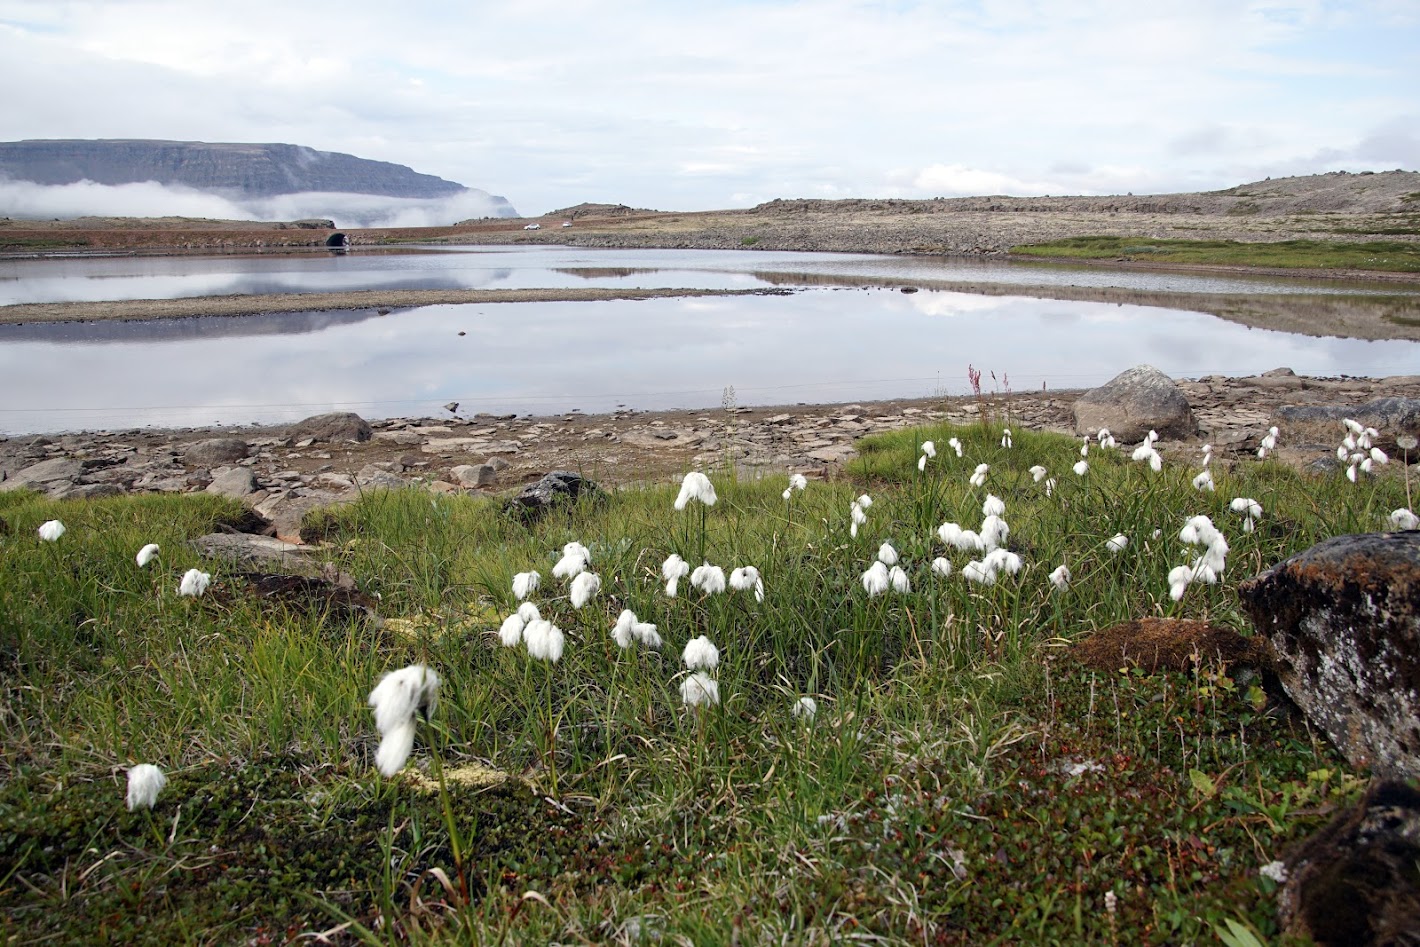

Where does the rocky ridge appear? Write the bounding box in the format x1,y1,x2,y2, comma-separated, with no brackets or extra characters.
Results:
3,370,1417,541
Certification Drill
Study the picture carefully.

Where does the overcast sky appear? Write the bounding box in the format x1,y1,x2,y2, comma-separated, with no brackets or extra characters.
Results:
1,0,1417,217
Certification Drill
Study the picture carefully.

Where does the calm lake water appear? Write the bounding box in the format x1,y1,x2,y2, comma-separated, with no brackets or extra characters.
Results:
2,246,1418,434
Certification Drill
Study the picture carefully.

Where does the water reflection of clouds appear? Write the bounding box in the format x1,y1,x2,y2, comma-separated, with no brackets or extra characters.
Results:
2,288,1418,433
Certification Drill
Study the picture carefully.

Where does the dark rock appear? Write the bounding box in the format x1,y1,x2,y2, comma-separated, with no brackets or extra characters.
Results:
1073,364,1195,441
1278,779,1420,946
1277,397,1420,434
49,482,124,500
1238,532,1420,777
185,437,250,466
506,470,603,522
288,412,373,443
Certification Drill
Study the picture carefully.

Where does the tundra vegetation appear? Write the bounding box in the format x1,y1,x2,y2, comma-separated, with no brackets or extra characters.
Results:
1,419,1412,944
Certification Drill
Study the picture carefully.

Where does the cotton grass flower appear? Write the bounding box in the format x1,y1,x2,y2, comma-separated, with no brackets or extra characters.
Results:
1080,436,1090,457
1230,497,1263,533
861,560,890,596
982,494,1006,518
793,696,818,721
947,437,963,457
931,557,954,578
969,463,989,488
136,543,160,567
1049,564,1071,592
499,612,527,647
1258,426,1279,458
524,619,565,662
662,553,690,596
876,542,899,566
690,562,726,595
1192,470,1214,492
37,519,65,541
178,568,211,597
1389,508,1419,530
683,635,720,671
1073,460,1089,476
888,565,910,594
961,560,995,585
517,601,542,623
368,664,440,776
938,522,984,552
552,541,590,579
1029,465,1048,483
782,472,808,500
126,763,167,811
729,565,765,602
979,514,1009,551
613,610,661,649
569,571,601,608
512,570,541,601
1106,534,1129,554
1097,428,1117,449
674,470,717,510
849,502,867,537
680,672,720,708
920,441,937,458
1000,428,1013,449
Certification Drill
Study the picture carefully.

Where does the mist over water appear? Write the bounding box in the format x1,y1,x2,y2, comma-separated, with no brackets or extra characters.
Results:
0,179,516,227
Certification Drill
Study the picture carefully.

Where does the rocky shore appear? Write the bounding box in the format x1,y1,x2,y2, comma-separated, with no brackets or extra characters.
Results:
5,369,1417,541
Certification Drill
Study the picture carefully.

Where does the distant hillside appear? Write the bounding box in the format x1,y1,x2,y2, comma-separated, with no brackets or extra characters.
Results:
0,139,514,210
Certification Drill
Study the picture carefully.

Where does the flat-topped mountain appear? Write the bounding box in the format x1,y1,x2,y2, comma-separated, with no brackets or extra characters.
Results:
0,139,513,210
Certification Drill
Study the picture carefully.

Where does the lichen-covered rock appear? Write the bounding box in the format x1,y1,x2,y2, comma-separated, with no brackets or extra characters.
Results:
1278,779,1420,946
1238,532,1420,777
1072,364,1195,441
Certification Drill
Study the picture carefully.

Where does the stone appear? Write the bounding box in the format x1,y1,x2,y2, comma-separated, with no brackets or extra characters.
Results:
206,467,257,498
1238,532,1420,777
1276,397,1420,435
807,444,858,464
287,412,373,443
184,437,250,466
1073,365,1195,441
507,470,602,521
191,533,314,569
49,482,124,500
451,463,497,487
373,430,423,446
0,456,84,492
1278,779,1420,947
253,491,351,542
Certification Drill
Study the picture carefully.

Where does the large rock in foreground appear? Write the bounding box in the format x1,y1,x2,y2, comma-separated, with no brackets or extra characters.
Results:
1073,365,1194,441
1238,532,1420,777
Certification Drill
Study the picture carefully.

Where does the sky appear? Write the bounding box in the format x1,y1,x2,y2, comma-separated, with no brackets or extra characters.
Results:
0,0,1417,221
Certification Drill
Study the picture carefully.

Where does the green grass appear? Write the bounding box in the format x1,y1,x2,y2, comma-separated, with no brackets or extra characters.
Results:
1,426,1413,943
1011,235,1420,273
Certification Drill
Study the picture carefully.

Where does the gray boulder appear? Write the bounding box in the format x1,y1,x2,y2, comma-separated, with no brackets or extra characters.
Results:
288,412,373,443
0,457,84,492
185,437,250,466
1277,779,1420,946
1238,531,1420,777
206,467,257,498
451,463,497,487
1276,397,1420,435
1073,365,1195,441
507,470,602,521
191,533,313,569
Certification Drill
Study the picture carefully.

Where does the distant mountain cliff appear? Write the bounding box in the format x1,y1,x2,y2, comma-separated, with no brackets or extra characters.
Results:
0,139,515,211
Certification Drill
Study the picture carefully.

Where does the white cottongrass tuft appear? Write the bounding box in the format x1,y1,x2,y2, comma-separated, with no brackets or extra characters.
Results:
947,437,963,457
126,763,167,811
1073,460,1089,477
517,601,542,623
938,522,985,552
662,553,690,596
683,635,720,671
1098,428,1117,449
783,472,808,500
1201,444,1213,467
1171,514,1231,599
793,696,818,721
1131,439,1163,471
136,543,160,567
524,619,565,662
1000,428,1013,449
1388,508,1419,530
512,570,541,601
680,672,720,708
690,562,726,595
499,612,527,647
1044,478,1056,497
918,454,928,472
552,541,591,579
876,542,899,566
979,514,1009,551
920,441,936,459
569,571,601,608
856,493,873,510
178,568,211,597
1080,436,1090,458
1029,465,1048,483
888,565,911,594
1106,534,1129,554
368,664,440,776
674,471,717,510
850,502,867,537
861,560,890,596
1230,497,1263,533
612,609,639,649
982,494,1005,518
1258,426,1279,458
931,557,954,578
1260,860,1289,884
37,519,65,541
729,565,765,602
961,559,995,585
969,463,989,488
1049,564,1071,592
1192,470,1214,492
